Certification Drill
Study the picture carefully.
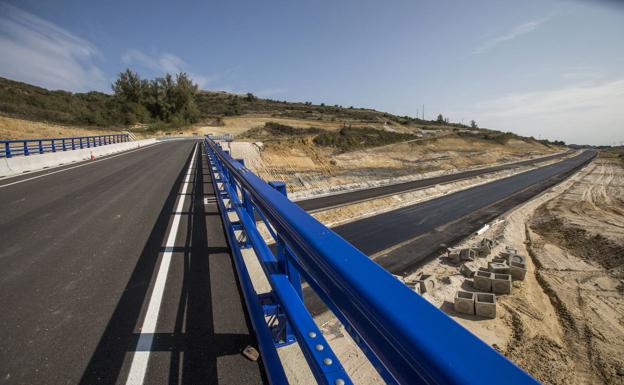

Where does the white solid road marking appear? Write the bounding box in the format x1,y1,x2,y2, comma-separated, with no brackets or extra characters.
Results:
125,143,198,385
0,142,163,189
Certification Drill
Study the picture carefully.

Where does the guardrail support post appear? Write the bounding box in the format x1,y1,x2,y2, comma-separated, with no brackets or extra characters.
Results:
62,139,66,151
51,140,56,152
268,180,302,347
23,142,29,156
71,139,76,150
79,138,83,149
38,140,43,154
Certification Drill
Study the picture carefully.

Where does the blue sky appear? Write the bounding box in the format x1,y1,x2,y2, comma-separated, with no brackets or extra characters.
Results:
0,0,623,145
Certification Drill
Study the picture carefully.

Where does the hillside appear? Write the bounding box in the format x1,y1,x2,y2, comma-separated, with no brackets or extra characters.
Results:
0,75,471,134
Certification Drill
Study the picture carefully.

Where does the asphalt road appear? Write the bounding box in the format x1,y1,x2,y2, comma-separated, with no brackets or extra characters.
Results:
304,150,596,315
296,150,571,212
333,149,596,272
0,140,264,385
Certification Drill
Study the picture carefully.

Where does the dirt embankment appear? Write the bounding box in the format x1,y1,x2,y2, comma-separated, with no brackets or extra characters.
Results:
522,157,624,384
226,134,562,197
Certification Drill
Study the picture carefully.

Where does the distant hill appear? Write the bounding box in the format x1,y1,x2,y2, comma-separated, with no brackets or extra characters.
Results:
0,76,459,130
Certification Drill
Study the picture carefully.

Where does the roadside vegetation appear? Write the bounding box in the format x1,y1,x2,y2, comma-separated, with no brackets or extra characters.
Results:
313,126,417,152
240,122,324,138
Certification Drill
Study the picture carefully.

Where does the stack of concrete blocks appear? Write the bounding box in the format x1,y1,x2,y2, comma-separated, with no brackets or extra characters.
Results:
453,290,497,318
475,293,497,318
488,261,510,274
454,290,475,315
508,254,528,280
499,247,517,260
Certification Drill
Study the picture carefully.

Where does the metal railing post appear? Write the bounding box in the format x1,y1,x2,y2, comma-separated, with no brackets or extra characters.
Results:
51,140,56,152
62,139,66,151
79,138,83,149
4,142,11,158
98,136,102,146
71,138,76,150
38,140,43,154
269,181,303,299
23,141,29,156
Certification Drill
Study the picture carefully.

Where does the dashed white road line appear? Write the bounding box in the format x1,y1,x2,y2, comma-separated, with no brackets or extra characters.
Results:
125,143,198,385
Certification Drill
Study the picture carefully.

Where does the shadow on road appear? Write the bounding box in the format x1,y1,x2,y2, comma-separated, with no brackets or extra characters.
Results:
79,148,264,384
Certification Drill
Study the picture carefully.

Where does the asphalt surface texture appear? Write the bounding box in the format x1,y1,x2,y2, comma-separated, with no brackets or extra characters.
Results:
296,150,571,212
304,150,596,315
0,140,265,385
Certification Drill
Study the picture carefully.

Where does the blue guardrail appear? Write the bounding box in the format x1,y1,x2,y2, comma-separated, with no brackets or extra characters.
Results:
1,134,129,158
204,136,540,385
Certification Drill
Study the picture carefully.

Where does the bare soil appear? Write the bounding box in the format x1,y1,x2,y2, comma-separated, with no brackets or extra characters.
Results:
288,156,624,385
225,134,562,197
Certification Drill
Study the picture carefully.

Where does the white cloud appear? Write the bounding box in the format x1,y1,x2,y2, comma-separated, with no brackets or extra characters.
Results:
0,2,107,91
464,80,624,145
121,49,217,89
473,17,549,54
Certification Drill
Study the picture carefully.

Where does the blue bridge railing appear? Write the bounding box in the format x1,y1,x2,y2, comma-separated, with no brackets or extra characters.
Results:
1,134,130,158
204,137,539,385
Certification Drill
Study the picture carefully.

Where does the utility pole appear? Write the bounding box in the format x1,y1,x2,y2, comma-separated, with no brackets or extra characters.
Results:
422,104,425,120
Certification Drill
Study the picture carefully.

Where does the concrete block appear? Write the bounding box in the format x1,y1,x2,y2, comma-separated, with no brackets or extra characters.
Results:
459,248,476,261
509,254,526,265
414,274,436,293
474,271,493,292
488,262,510,275
460,262,477,278
509,261,527,280
492,256,507,264
454,290,475,315
473,244,490,258
492,273,512,294
475,293,497,318
448,251,461,264
481,238,495,248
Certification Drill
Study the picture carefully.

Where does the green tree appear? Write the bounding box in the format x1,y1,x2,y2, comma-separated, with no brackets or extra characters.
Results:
436,113,444,123
470,120,478,129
